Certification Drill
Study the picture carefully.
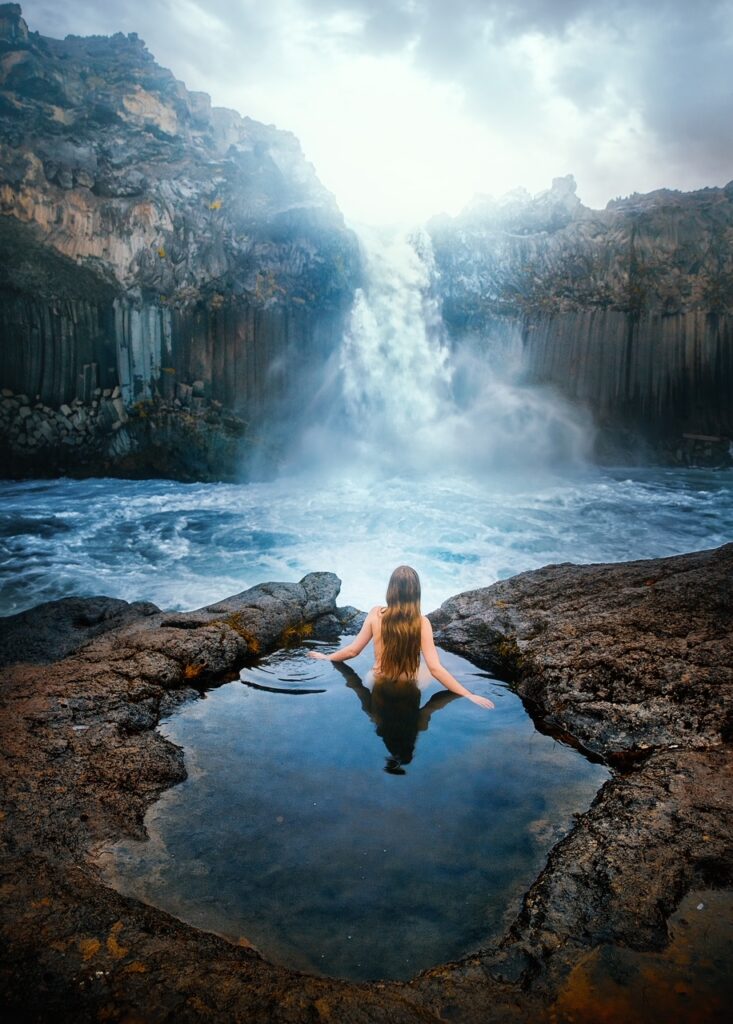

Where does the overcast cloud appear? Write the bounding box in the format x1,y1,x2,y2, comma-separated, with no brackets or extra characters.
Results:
20,1,733,223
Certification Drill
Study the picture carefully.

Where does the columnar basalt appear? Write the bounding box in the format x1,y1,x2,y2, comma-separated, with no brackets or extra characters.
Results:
0,4,359,478
429,176,733,461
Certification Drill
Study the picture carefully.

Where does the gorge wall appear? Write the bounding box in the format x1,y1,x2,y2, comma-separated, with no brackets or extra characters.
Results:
1,1,731,478
429,175,733,462
0,4,359,479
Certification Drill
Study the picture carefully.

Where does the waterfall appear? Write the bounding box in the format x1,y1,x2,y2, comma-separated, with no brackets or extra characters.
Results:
294,225,594,477
339,225,453,454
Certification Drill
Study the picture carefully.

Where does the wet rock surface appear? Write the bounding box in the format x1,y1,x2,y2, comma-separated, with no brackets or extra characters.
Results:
0,594,159,667
1,548,732,1022
429,541,733,759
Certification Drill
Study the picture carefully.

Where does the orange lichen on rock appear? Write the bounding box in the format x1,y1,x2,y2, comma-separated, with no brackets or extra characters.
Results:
78,937,101,961
222,613,261,654
281,621,314,646
123,961,147,973
106,921,129,959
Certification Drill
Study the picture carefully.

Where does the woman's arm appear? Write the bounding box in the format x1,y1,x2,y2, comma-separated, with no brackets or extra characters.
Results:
307,609,374,662
420,617,494,709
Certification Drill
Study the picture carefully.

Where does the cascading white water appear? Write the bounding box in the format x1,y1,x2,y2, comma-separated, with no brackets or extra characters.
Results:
339,226,452,443
323,224,594,475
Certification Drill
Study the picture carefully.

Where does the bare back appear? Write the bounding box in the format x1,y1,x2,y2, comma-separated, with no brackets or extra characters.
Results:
370,605,430,683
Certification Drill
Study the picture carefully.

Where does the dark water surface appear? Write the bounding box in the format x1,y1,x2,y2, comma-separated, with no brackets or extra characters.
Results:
96,642,609,982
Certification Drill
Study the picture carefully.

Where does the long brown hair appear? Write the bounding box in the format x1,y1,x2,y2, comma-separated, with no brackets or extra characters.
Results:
380,565,422,680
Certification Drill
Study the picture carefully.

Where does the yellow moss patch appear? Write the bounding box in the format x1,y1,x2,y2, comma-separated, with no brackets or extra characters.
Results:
106,921,129,959
222,614,261,654
79,937,101,961
123,960,147,973
157,246,166,259
495,635,530,674
209,198,222,210
31,896,51,908
281,621,314,646
183,662,206,680
314,998,332,1020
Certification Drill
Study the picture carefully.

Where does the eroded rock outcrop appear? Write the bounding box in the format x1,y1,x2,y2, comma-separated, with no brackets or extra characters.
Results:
419,542,733,1016
0,4,359,478
429,176,733,461
1,548,731,1022
430,541,733,758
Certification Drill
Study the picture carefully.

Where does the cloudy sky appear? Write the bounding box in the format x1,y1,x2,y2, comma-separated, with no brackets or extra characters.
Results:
21,1,733,224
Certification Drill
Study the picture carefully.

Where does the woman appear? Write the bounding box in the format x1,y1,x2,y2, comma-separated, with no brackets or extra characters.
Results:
308,565,494,710
333,659,465,773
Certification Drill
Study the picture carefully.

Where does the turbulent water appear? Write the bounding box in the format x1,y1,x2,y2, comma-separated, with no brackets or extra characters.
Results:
1,226,731,616
1,467,731,616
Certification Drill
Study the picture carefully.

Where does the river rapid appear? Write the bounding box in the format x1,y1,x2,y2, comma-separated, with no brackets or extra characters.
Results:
1,226,731,616
1,465,731,617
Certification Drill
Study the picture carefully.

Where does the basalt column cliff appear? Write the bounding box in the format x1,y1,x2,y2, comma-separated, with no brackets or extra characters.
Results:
429,176,733,463
0,4,359,479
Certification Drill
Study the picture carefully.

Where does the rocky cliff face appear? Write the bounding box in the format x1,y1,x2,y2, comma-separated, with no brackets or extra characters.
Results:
0,3,359,478
429,175,733,461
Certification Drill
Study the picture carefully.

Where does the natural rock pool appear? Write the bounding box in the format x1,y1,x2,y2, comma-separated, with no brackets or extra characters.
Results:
95,641,609,982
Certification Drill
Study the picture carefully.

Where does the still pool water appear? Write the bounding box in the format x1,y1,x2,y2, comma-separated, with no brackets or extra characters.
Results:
95,641,610,982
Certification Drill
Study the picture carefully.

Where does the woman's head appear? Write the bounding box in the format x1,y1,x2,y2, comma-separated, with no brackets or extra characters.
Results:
380,565,422,681
385,565,421,609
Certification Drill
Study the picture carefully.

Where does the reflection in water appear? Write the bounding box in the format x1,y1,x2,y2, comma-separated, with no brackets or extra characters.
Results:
333,662,460,774
97,643,610,982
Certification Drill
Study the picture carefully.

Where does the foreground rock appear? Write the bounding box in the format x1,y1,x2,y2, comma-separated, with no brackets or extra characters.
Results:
430,541,733,760
1,548,731,1022
0,594,159,667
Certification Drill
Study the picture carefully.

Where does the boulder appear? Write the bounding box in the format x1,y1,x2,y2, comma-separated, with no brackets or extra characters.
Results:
430,542,733,757
0,595,160,667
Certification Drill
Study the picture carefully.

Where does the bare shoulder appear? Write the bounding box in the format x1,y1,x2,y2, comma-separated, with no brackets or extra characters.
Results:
368,605,384,619
421,615,433,632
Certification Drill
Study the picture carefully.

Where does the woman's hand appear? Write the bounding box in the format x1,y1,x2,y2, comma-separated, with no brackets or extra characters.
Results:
307,651,330,660
467,693,495,709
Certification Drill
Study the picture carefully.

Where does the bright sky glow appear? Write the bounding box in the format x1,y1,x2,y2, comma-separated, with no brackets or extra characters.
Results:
21,0,733,225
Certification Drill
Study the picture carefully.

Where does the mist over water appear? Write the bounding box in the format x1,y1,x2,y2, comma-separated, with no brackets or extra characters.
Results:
1,228,731,618
289,225,592,477
1,468,731,616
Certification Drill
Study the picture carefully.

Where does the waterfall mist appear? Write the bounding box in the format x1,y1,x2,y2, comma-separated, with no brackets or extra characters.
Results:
278,224,595,481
